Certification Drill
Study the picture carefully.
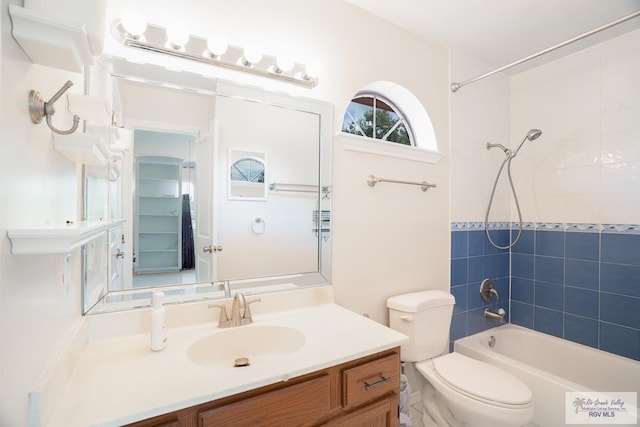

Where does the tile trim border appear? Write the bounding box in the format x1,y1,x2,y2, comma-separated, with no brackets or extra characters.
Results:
451,222,640,234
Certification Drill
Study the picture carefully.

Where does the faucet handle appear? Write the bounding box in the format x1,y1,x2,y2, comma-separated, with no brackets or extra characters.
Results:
480,278,500,302
243,298,262,320
208,303,229,326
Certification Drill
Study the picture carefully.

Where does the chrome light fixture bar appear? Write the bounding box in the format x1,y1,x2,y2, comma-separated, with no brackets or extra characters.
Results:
113,21,319,89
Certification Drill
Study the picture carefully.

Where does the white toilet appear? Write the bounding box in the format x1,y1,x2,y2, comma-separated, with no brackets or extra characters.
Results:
387,290,533,427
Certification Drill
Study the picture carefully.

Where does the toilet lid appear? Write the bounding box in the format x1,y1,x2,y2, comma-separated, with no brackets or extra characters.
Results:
433,353,532,406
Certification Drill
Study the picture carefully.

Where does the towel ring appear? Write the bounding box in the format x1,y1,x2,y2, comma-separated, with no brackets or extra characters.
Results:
249,217,266,234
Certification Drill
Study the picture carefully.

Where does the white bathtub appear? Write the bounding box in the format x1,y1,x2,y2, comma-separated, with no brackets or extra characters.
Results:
455,324,639,427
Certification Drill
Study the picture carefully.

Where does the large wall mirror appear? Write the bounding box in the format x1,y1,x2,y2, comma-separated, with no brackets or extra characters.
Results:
84,57,332,313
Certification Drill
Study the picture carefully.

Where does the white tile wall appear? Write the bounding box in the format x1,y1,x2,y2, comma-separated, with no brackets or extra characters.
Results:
510,29,640,225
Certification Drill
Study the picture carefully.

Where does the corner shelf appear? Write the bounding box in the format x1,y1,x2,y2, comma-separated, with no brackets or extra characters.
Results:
8,219,125,255
8,4,93,73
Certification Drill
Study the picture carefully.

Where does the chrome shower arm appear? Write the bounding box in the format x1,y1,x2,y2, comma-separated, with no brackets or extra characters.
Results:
486,142,511,156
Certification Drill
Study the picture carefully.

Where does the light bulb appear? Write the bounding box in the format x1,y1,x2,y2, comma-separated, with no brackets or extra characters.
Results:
304,60,323,79
121,10,147,38
166,25,190,48
206,34,228,57
242,45,263,66
275,55,295,73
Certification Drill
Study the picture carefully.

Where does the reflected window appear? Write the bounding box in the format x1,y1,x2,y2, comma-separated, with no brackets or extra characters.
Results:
230,158,265,183
342,94,413,146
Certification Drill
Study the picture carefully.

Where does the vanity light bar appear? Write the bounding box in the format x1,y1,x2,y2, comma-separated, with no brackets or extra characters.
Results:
113,21,319,89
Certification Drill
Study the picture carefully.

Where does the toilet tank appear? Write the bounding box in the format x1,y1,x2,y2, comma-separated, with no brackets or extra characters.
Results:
387,290,455,362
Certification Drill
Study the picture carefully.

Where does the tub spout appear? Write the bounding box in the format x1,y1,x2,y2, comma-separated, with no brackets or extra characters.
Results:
484,308,506,323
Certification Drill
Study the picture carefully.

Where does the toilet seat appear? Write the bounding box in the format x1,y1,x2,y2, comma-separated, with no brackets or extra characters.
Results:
420,353,532,409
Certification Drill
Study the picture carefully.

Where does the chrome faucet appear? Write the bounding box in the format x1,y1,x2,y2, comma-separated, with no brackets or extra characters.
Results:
230,292,245,326
484,307,506,323
208,292,261,328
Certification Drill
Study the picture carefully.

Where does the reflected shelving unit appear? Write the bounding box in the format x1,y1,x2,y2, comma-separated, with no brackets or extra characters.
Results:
135,156,182,273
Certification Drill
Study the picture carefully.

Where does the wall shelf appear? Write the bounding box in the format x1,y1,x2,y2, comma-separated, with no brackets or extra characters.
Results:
9,5,93,73
8,219,125,255
53,133,110,166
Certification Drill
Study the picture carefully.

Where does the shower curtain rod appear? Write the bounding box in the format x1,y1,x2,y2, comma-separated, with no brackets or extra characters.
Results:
450,10,640,93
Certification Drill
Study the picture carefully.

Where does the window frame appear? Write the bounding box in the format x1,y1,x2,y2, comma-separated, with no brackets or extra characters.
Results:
342,93,415,147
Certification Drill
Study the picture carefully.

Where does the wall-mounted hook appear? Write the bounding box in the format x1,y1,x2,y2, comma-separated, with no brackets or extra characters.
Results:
28,80,80,135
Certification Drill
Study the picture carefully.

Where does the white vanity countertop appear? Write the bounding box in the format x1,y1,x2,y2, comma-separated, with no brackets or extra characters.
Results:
47,302,407,427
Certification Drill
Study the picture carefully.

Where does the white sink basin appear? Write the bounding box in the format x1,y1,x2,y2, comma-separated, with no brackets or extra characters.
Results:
187,325,306,366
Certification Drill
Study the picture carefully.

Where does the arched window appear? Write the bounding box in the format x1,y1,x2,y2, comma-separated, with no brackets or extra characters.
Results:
230,158,265,183
342,94,414,146
338,81,442,163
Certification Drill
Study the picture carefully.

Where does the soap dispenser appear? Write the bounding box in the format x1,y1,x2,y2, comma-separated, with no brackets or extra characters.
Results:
150,291,167,351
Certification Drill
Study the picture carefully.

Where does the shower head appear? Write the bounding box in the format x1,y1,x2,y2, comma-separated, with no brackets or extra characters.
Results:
527,129,542,141
512,128,543,158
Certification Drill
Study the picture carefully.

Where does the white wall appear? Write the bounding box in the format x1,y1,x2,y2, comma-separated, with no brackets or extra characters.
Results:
510,29,640,224
118,80,210,132
1,0,451,425
450,52,510,222
0,1,88,425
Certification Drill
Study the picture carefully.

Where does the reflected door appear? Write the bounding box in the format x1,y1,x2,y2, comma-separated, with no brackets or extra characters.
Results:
195,119,217,281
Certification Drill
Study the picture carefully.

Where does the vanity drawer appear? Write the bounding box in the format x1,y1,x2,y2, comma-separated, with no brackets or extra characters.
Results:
342,353,400,409
199,374,331,426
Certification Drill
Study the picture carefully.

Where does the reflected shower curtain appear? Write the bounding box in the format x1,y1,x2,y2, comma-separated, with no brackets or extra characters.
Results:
181,194,195,269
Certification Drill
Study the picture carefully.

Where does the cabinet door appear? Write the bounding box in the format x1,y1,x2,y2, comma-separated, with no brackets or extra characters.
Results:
125,416,180,427
152,422,178,427
199,374,330,427
330,395,398,427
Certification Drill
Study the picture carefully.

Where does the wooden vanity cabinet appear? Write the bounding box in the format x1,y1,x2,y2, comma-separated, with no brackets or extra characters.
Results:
126,347,401,427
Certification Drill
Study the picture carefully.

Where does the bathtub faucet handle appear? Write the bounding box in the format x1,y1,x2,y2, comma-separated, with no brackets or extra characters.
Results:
480,279,500,302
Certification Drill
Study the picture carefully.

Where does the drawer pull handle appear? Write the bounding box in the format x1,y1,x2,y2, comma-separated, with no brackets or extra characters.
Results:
364,375,392,390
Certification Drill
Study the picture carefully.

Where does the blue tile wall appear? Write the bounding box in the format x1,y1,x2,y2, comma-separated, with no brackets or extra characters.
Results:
449,227,511,351
451,224,640,361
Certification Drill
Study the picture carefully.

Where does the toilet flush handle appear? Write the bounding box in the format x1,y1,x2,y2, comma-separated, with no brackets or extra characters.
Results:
399,315,413,322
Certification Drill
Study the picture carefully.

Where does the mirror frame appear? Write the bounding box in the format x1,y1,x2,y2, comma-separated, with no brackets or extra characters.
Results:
83,56,333,314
